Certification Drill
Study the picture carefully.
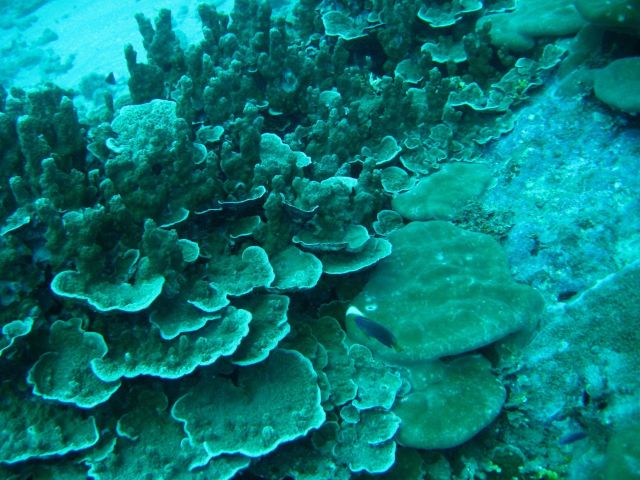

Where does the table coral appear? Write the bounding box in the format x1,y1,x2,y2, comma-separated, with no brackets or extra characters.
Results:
171,349,325,458
27,318,120,408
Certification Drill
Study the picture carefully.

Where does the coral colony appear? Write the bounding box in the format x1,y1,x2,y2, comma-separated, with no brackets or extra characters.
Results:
1,0,640,479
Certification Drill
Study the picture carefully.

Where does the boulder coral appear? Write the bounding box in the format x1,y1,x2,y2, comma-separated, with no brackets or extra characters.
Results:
347,221,542,364
346,221,542,450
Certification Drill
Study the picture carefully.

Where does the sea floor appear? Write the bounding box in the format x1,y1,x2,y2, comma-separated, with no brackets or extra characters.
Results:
0,0,233,89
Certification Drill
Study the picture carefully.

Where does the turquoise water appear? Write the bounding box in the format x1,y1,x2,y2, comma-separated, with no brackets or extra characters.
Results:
1,1,639,479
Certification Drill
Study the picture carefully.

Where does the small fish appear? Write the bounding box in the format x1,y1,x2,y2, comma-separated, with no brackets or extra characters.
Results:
105,72,116,85
559,430,587,445
347,305,401,351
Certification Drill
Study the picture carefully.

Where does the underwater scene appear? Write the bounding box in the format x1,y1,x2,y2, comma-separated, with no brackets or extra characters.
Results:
1,0,639,478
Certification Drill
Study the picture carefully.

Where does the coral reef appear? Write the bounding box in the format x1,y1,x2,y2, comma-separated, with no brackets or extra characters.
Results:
1,0,639,479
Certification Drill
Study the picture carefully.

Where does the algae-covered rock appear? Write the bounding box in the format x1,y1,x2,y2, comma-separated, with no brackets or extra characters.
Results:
513,260,640,470
346,221,543,364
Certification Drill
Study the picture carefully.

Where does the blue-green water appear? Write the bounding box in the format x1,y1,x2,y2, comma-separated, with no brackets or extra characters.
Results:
1,1,639,479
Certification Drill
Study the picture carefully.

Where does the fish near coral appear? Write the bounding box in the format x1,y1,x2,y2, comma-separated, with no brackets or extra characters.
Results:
346,305,401,351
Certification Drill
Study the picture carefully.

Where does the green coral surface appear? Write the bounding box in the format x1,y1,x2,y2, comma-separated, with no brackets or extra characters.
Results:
5,0,635,478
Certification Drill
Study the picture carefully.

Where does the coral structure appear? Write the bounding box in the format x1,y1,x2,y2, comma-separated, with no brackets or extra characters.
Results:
1,1,639,479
